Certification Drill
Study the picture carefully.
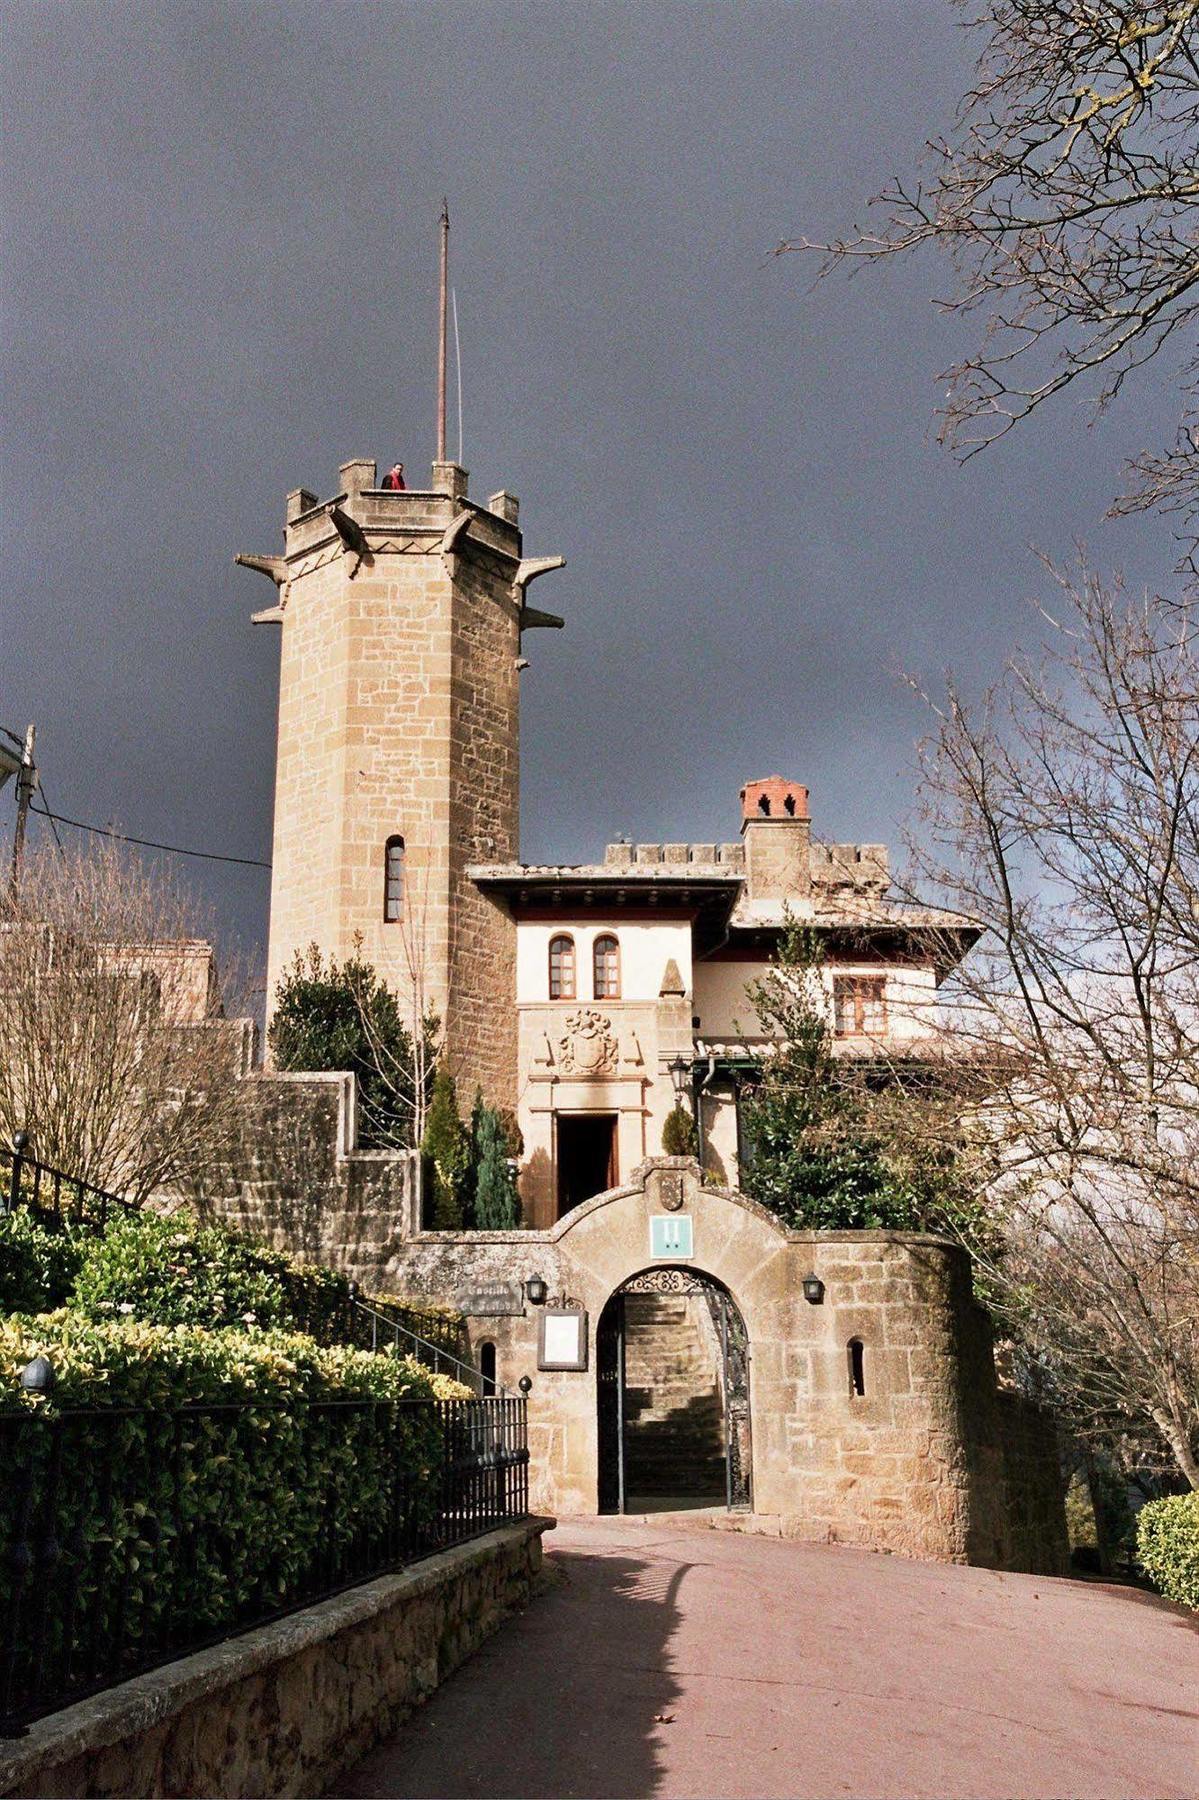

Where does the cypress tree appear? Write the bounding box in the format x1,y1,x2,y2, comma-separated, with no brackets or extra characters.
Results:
473,1099,521,1229
421,1067,470,1229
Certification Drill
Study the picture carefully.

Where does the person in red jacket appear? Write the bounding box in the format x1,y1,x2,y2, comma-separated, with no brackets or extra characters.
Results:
382,461,406,491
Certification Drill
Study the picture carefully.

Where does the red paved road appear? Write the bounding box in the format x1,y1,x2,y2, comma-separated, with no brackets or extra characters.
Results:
333,1515,1199,1800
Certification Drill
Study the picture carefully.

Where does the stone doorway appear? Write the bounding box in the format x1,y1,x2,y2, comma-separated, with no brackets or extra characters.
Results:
596,1268,752,1514
556,1113,618,1219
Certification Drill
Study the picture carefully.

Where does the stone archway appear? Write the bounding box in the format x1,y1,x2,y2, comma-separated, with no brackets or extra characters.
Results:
596,1265,751,1515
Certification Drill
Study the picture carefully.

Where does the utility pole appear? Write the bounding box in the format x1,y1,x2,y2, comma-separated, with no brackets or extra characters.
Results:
437,199,449,465
10,722,36,893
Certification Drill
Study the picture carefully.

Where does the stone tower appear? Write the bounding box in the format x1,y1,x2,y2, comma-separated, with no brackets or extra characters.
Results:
242,457,564,1108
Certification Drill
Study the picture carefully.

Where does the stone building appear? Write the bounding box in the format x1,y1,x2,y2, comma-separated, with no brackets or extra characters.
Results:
232,455,1066,1570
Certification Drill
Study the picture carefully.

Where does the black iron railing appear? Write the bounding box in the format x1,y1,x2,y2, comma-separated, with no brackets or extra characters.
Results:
0,1394,528,1736
349,1295,502,1395
2,1137,137,1231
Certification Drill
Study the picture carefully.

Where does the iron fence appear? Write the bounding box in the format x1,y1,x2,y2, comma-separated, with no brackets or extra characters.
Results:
2,1138,137,1232
0,1394,528,1736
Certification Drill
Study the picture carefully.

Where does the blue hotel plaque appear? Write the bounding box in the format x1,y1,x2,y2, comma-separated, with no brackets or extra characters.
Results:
650,1215,693,1259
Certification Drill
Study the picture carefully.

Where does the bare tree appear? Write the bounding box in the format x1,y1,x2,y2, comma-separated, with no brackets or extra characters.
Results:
360,854,438,1147
908,565,1199,1486
0,841,251,1203
782,2,1199,572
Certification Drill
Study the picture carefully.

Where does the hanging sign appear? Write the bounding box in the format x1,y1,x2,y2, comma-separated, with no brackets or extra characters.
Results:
538,1307,589,1372
650,1215,694,1259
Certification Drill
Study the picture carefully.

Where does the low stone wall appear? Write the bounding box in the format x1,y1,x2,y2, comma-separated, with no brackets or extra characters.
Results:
0,1520,551,1800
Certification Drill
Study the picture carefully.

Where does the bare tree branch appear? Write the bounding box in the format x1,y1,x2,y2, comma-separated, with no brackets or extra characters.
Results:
782,2,1199,570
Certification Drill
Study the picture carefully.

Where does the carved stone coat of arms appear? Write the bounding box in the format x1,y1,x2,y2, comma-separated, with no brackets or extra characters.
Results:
559,1008,617,1076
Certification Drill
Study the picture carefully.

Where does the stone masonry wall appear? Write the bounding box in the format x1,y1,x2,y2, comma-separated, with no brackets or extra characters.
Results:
0,1521,550,1800
374,1162,1067,1572
261,464,520,1111
445,540,520,1108
202,1097,1067,1574
195,1072,420,1291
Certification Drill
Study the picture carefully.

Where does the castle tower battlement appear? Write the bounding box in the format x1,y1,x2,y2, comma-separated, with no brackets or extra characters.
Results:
245,456,565,1107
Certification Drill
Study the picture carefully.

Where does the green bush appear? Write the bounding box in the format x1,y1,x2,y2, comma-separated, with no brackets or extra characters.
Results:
1137,1493,1199,1609
470,1093,521,1229
661,1105,697,1158
422,1068,470,1229
268,944,437,1149
70,1209,306,1330
0,1313,467,1676
0,1209,83,1314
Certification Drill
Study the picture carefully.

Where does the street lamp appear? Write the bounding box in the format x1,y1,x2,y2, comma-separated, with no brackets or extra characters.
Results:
802,1274,825,1306
524,1276,548,1307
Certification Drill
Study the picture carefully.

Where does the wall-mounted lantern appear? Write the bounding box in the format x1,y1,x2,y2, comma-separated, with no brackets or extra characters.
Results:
524,1275,548,1307
667,1055,691,1102
802,1274,825,1305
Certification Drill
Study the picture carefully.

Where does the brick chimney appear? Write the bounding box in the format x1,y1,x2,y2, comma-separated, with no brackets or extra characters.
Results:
739,777,811,901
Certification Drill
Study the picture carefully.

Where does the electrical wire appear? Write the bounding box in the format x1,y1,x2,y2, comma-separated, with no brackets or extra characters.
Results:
31,782,67,858
29,801,272,870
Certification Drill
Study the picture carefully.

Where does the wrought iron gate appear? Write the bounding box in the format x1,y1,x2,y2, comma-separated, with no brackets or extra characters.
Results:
596,1267,752,1513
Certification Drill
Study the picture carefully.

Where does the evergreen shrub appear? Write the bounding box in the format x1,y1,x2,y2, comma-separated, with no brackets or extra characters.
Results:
422,1068,470,1229
3,1206,464,1356
71,1209,306,1330
269,944,436,1149
661,1105,697,1158
470,1091,521,1229
0,1210,82,1315
1136,1492,1199,1609
0,1314,468,1668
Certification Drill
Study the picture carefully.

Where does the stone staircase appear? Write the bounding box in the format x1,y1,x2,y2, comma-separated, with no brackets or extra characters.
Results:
622,1295,727,1500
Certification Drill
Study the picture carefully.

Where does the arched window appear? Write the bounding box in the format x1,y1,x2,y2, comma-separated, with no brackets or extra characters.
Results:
383,836,405,922
549,934,576,1000
480,1341,497,1398
593,934,620,1000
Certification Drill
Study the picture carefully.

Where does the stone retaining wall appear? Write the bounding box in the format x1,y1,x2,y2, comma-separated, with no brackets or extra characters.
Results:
194,1071,420,1289
0,1520,551,1800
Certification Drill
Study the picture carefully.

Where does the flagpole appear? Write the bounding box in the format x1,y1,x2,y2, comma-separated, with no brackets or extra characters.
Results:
437,200,449,465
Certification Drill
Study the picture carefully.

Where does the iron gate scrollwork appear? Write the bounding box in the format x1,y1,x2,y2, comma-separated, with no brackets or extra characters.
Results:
596,1266,752,1513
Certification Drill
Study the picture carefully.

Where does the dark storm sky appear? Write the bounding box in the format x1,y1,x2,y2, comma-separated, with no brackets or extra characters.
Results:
1,1,1177,979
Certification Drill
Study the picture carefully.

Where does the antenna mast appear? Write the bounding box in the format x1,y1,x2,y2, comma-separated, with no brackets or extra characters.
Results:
437,199,449,465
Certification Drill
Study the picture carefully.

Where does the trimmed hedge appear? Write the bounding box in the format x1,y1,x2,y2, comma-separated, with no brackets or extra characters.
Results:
0,1314,469,1669
70,1207,371,1337
0,1205,464,1354
1137,1492,1199,1610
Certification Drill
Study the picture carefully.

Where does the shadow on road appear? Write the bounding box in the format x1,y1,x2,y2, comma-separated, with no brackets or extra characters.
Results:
333,1546,688,1799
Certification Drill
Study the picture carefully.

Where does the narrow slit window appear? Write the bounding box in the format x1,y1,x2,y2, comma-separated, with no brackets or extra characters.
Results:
480,1341,497,1398
848,1338,866,1398
549,934,576,1000
384,836,405,922
593,933,620,1000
